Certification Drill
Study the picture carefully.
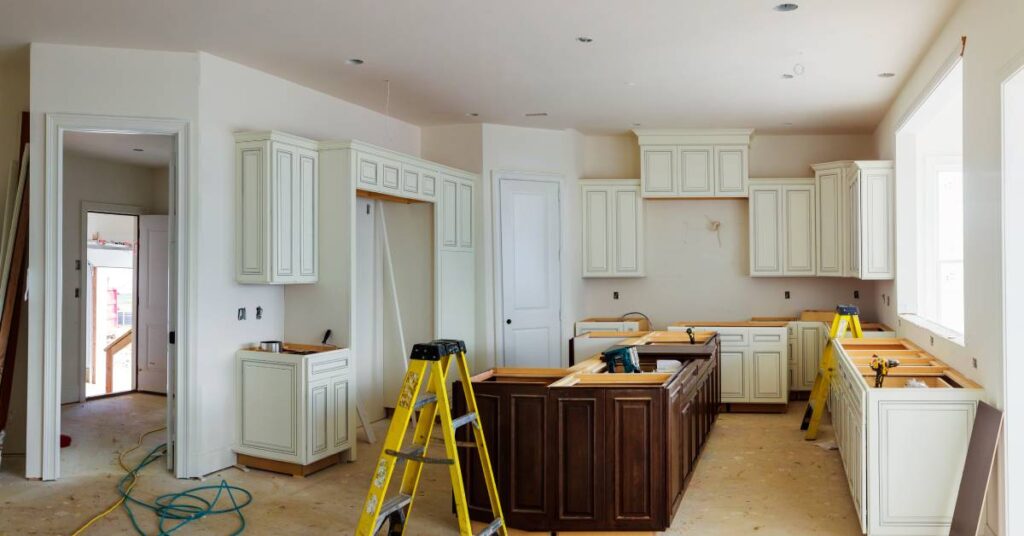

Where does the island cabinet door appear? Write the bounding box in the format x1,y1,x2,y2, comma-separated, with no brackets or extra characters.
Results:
605,389,666,530
549,388,608,530
667,384,685,512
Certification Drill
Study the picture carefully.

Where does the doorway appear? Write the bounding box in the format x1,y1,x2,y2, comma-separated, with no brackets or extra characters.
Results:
497,176,562,368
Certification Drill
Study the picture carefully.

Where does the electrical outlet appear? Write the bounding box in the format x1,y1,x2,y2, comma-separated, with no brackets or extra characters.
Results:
256,306,263,320
613,291,619,300
973,357,978,369
854,290,860,299
237,307,246,321
886,295,891,306
784,291,790,299
930,335,935,346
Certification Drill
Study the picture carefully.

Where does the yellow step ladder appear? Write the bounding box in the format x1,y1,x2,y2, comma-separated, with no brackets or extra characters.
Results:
800,305,864,440
355,339,506,536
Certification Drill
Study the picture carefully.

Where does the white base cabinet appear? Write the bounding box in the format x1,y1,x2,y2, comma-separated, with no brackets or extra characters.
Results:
830,339,983,535
669,325,787,404
580,179,645,277
236,346,355,465
787,322,827,391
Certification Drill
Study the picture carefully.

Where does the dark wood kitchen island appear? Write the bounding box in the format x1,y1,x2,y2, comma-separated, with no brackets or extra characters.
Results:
453,331,721,532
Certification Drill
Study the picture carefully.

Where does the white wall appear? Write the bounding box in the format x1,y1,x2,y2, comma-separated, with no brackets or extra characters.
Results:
60,153,167,404
28,43,200,479
871,1,1024,532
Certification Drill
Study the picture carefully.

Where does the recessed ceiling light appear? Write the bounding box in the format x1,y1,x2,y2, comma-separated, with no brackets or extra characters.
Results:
346,58,365,65
132,148,144,152
525,112,549,117
576,36,593,43
878,72,896,78
465,112,479,117
632,123,642,127
781,73,795,79
774,3,799,12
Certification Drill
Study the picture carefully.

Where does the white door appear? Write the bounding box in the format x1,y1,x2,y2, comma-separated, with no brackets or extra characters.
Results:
355,199,385,421
136,215,169,393
500,178,561,368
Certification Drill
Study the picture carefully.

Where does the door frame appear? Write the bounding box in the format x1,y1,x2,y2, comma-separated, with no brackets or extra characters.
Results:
490,170,564,368
37,113,195,480
78,203,143,402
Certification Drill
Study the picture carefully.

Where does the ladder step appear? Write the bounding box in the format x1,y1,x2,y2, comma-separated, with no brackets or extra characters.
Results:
452,412,477,430
413,394,437,410
372,493,413,534
386,446,453,465
475,518,504,536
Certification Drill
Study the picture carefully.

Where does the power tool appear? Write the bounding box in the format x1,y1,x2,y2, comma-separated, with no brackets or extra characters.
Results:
602,346,641,373
869,355,900,388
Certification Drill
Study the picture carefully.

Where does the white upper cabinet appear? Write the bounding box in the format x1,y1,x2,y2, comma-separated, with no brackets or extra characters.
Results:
748,179,816,277
236,131,318,284
813,161,894,280
581,179,645,278
635,129,753,198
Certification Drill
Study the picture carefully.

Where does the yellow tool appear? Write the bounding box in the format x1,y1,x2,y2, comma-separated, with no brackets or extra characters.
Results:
869,355,900,388
801,305,864,440
355,339,506,536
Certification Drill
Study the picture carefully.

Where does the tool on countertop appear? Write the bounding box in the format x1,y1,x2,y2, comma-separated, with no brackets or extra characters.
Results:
869,355,900,388
322,329,333,345
602,345,641,373
686,327,696,344
801,305,864,440
355,339,506,536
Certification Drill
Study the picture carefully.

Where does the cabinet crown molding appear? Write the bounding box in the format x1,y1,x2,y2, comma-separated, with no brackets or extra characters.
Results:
748,177,815,185
633,128,754,146
233,130,318,150
318,138,479,181
810,160,894,171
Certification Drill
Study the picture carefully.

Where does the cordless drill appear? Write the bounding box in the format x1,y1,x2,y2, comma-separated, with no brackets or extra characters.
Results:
869,355,900,388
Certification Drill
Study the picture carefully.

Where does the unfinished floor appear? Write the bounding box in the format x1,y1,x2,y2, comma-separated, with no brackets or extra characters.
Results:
0,395,860,535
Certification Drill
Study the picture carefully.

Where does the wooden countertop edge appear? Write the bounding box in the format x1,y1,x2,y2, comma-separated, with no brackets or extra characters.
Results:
670,321,791,328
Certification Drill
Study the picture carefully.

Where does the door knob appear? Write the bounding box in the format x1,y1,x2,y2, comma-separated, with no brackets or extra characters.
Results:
506,319,512,325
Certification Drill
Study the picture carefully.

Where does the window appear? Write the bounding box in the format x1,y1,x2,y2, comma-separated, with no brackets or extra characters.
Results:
896,59,964,337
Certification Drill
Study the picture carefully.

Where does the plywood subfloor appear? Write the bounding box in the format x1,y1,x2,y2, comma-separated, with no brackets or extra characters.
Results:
0,397,860,535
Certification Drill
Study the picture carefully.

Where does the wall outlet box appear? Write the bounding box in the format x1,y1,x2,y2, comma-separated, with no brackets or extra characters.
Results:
613,291,619,300
785,291,790,299
238,307,246,321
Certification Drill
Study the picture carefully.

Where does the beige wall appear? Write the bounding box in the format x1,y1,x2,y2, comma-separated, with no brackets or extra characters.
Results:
871,1,1024,532
60,152,168,404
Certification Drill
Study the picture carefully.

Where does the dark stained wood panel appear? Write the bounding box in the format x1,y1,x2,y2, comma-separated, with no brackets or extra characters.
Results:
509,394,546,514
554,393,604,525
608,392,662,525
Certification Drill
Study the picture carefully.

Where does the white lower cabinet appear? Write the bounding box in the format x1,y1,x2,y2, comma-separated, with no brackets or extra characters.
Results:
670,325,787,404
236,347,355,466
830,339,983,535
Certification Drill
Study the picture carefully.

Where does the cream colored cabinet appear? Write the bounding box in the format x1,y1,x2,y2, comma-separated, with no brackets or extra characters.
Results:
581,179,645,277
439,173,474,252
235,131,318,284
236,346,355,467
749,180,816,277
787,321,825,392
813,161,894,280
669,324,787,404
635,129,753,198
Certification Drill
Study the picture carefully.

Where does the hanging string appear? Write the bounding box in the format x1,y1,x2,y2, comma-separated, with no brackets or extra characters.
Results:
384,79,392,144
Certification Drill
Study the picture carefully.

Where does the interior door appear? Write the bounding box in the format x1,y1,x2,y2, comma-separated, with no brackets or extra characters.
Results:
136,215,169,393
500,178,561,368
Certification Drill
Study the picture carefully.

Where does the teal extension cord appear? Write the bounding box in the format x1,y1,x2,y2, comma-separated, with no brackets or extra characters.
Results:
114,443,253,535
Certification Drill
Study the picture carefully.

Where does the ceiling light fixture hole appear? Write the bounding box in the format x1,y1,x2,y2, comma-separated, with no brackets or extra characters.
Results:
774,3,799,12
576,36,593,43
466,112,479,117
346,58,365,65
878,72,896,78
132,148,144,152
781,73,795,79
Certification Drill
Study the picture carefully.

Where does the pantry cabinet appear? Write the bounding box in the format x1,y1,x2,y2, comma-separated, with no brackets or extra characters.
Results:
749,180,817,277
235,131,319,284
635,129,753,198
236,345,355,470
581,179,645,277
812,161,894,280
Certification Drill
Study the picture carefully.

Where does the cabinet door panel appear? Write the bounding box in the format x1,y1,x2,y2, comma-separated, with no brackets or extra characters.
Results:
749,187,782,275
297,149,317,279
816,168,844,276
510,394,547,514
613,188,641,274
332,377,350,448
403,167,420,194
607,390,662,525
863,169,894,278
846,171,862,277
441,178,458,248
714,146,748,196
553,392,606,526
582,188,611,275
238,146,265,278
358,155,380,186
239,360,298,455
783,185,816,275
458,181,473,248
679,147,713,195
799,326,822,390
308,381,329,458
382,162,400,190
272,144,295,279
422,171,437,197
642,148,676,196
751,350,785,401
720,350,746,402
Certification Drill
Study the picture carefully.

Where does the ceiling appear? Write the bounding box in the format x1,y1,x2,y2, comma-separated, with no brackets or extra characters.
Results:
0,0,960,134
64,132,173,168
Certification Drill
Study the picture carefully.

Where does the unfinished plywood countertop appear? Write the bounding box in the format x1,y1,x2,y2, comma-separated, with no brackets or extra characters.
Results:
671,320,791,327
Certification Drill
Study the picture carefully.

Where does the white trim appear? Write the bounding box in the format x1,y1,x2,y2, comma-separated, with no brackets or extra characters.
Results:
78,202,143,403
490,170,565,368
40,113,194,480
895,43,964,133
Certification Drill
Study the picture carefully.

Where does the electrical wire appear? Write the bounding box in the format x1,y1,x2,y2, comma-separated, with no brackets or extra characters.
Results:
71,426,252,536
